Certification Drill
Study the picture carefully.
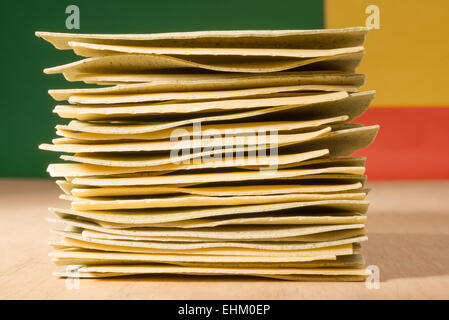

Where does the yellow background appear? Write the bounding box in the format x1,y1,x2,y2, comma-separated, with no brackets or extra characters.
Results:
325,0,449,106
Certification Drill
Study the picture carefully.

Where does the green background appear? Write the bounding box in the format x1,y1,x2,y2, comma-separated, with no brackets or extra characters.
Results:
0,0,323,177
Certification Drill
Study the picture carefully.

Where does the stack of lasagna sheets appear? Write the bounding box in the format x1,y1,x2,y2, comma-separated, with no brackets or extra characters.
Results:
37,27,378,281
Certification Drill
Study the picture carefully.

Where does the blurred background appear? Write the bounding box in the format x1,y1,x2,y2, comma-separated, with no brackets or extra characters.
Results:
0,0,448,180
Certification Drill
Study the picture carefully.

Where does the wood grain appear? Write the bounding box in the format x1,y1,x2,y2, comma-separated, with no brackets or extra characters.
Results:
1,179,448,299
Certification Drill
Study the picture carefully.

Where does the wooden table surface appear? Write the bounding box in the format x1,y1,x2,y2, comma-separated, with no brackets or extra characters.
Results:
1,179,448,300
